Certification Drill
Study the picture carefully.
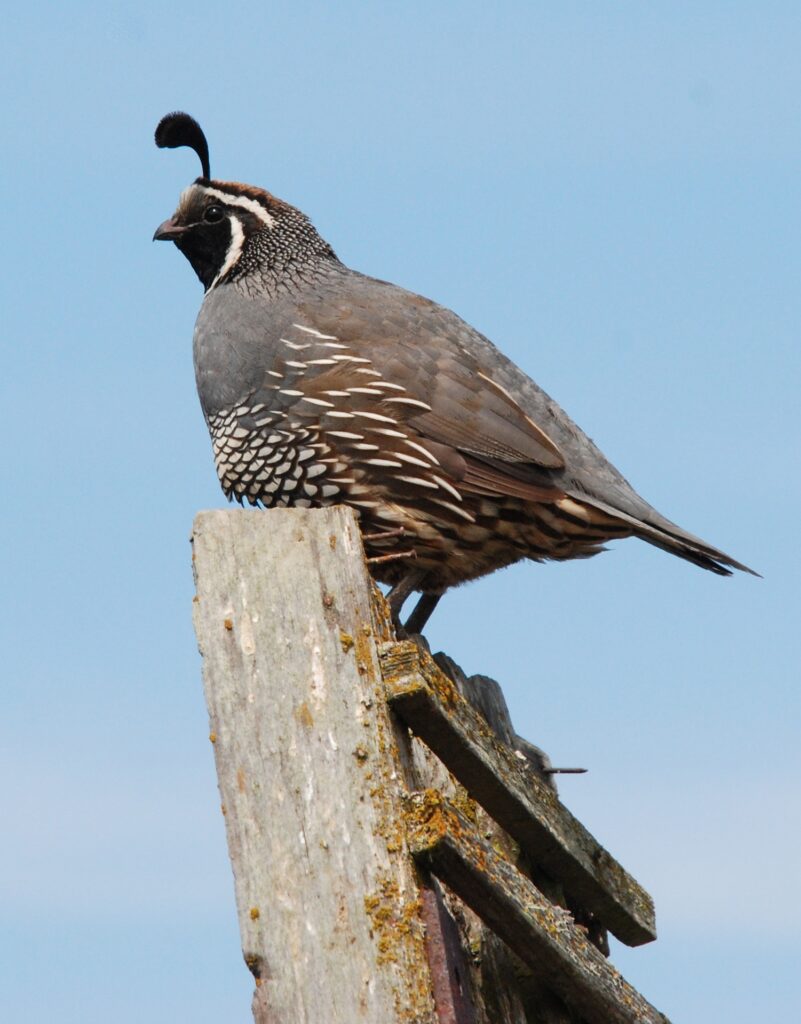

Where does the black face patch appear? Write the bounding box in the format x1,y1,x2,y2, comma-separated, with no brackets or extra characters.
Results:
174,216,235,291
165,183,277,290
161,180,337,293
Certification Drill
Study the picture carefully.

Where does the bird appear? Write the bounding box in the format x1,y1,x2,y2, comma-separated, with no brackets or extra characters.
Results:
153,111,755,631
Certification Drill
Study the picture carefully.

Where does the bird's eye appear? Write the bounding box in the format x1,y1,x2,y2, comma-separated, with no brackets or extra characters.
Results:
203,205,225,223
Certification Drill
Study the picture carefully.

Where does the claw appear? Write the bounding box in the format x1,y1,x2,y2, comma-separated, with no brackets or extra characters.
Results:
366,549,416,566
363,526,406,543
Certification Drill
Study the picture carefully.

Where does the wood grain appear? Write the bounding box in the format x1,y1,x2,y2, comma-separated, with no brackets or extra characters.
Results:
192,508,436,1023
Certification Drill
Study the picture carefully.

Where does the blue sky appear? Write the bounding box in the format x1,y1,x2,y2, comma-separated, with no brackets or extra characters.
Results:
2,3,799,1021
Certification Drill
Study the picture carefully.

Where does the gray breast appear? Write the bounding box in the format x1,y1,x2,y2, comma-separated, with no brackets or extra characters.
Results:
193,285,363,508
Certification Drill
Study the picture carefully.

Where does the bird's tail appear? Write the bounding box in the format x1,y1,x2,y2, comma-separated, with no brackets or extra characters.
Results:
577,494,759,577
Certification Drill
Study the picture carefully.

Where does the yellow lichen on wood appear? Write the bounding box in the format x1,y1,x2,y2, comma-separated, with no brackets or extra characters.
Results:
364,874,424,967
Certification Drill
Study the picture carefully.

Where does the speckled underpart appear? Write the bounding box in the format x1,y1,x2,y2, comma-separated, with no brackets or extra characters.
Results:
156,116,754,602
208,410,334,507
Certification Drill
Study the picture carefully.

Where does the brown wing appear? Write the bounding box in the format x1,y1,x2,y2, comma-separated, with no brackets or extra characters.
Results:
409,356,564,470
273,295,566,505
409,354,566,500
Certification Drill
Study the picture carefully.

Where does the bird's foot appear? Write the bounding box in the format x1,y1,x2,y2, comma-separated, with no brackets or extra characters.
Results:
363,526,406,544
366,549,417,567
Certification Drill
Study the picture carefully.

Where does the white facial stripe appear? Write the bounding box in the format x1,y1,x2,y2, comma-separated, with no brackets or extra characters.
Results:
209,215,245,290
203,187,275,227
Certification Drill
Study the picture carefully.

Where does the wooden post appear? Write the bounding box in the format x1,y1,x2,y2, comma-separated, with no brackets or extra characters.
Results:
191,508,670,1024
192,508,436,1023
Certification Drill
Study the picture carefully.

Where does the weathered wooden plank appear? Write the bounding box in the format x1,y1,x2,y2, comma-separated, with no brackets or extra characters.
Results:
192,509,436,1024
433,654,516,750
406,791,670,1024
433,653,562,792
382,641,655,947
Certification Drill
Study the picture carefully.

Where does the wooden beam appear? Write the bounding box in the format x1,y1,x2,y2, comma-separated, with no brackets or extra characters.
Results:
406,791,670,1024
382,641,656,947
192,509,436,1024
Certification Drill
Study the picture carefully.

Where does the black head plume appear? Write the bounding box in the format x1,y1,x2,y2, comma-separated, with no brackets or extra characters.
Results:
155,112,211,179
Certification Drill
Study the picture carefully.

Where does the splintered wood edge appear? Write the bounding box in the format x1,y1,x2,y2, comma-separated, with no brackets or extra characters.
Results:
405,791,670,1024
380,640,656,947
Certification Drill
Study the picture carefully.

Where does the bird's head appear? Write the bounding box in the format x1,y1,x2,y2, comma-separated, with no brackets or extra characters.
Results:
153,112,336,292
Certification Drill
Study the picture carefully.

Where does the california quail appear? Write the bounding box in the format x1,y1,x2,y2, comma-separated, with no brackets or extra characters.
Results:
154,112,754,629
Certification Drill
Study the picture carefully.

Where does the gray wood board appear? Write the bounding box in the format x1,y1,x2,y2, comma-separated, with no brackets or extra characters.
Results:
382,641,655,946
192,508,436,1023
406,791,670,1024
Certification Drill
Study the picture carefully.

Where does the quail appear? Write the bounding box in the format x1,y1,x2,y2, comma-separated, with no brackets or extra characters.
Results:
154,112,754,630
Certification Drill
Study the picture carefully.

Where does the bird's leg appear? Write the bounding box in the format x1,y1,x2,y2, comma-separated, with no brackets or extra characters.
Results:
403,592,441,635
385,568,428,632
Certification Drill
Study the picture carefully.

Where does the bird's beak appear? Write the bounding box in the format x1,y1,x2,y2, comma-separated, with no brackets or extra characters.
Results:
153,218,187,242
